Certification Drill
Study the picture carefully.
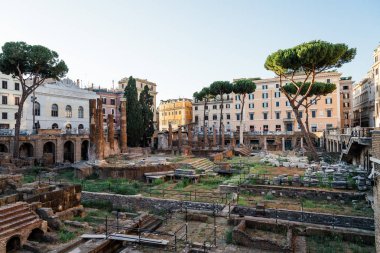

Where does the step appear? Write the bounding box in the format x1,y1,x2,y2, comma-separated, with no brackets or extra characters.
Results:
0,215,37,232
0,219,42,238
0,206,30,219
0,211,34,227
0,202,27,215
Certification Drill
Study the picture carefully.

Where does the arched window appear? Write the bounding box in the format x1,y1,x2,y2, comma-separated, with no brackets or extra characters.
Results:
51,104,58,117
65,105,72,118
52,123,58,129
78,106,84,118
34,102,40,116
66,123,72,129
78,124,84,129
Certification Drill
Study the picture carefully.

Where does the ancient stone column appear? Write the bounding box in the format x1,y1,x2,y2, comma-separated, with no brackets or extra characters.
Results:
263,136,267,150
107,114,115,150
213,127,217,147
178,126,182,151
188,125,193,148
120,98,128,153
300,137,304,150
96,98,104,159
89,99,97,145
282,137,285,152
204,127,208,149
168,123,173,149
231,133,236,148
221,124,225,150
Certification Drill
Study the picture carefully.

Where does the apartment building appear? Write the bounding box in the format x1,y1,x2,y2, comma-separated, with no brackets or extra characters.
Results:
340,77,354,128
0,73,22,129
158,98,192,131
352,75,375,127
193,72,346,137
373,45,380,127
118,77,158,122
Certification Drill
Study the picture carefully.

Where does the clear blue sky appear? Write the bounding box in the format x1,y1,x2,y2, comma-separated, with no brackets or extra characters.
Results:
1,0,379,102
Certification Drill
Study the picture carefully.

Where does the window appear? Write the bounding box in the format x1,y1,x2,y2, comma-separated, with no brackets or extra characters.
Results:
262,85,268,90
343,102,350,108
213,105,217,109
275,112,280,119
344,112,349,119
205,115,208,120
65,105,72,118
376,56,379,62
78,124,84,129
263,112,268,120
111,108,115,115
219,104,223,109
343,85,349,90
66,123,72,130
110,99,115,105
2,81,7,89
376,68,379,75
327,109,332,117
2,96,7,104
78,106,84,118
299,111,303,118
102,97,107,104
311,125,317,132
275,101,280,107
286,101,290,106
195,116,199,122
2,112,7,119
325,98,332,104
287,112,292,119
34,102,40,116
311,110,316,118
274,92,281,98
226,114,230,120
235,104,241,109
276,125,281,131
15,82,20,90
276,83,280,88
236,113,240,121
262,102,268,108
52,123,58,129
213,114,217,120
205,105,208,110
195,106,198,111
249,103,254,109
343,93,350,99
249,113,254,120
248,93,254,100
262,93,268,99
327,79,331,83
235,95,240,101
326,124,333,129
263,125,268,131
226,104,230,109
51,104,58,117
102,108,105,115
14,112,18,119
15,97,20,105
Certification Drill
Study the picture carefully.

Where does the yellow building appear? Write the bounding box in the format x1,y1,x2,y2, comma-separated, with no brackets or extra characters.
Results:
158,98,192,131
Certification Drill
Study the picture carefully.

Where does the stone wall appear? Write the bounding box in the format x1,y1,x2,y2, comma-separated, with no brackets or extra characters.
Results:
371,131,380,251
81,191,223,212
237,184,366,202
232,206,374,231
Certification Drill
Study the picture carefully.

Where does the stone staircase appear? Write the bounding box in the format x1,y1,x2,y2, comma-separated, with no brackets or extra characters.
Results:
181,158,215,172
234,145,252,156
0,202,42,239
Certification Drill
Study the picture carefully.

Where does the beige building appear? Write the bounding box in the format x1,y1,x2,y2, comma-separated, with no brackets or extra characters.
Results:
158,98,193,131
193,72,348,137
340,77,354,128
373,45,380,127
0,73,21,130
118,77,158,122
352,75,375,127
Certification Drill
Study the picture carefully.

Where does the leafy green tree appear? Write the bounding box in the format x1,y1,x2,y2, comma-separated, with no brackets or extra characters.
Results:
0,41,68,158
193,87,214,147
139,85,154,147
265,40,356,159
209,81,233,144
124,76,143,147
233,79,256,145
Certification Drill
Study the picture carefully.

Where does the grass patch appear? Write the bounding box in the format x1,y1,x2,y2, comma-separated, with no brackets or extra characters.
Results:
174,178,191,189
82,199,113,212
58,228,76,243
264,192,275,200
306,235,375,253
153,178,165,186
225,228,233,244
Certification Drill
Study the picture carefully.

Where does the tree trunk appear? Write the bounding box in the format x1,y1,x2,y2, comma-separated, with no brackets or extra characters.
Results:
292,106,318,160
239,94,246,146
13,95,26,158
219,94,224,146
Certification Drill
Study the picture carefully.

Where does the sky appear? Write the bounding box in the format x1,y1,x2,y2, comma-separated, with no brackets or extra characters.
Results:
1,0,379,103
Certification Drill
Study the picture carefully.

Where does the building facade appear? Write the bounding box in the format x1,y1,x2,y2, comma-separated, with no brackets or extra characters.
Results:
352,75,375,127
193,72,345,137
91,88,123,129
340,77,354,128
158,98,193,131
373,45,380,127
118,77,158,122
22,78,98,132
0,73,22,130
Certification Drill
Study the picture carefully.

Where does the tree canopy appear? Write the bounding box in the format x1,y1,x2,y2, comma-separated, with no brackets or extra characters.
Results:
281,82,336,97
209,81,233,98
140,85,154,146
233,79,256,95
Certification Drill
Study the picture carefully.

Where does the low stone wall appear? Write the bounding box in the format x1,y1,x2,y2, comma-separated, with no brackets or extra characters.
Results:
0,194,20,207
209,149,234,162
81,191,223,212
238,184,366,202
0,174,22,194
232,206,374,231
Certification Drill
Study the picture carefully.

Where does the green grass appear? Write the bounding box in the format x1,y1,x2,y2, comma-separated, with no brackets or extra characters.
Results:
58,228,76,243
225,228,233,244
82,199,113,212
264,192,275,200
23,174,36,183
306,235,375,253
174,178,191,189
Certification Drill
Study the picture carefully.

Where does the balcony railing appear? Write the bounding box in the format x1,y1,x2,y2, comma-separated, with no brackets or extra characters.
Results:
0,128,90,136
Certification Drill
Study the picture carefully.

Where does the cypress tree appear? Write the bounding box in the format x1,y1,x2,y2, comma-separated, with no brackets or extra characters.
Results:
139,85,154,147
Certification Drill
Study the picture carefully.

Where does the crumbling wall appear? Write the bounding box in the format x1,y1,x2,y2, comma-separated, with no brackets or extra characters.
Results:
0,174,22,195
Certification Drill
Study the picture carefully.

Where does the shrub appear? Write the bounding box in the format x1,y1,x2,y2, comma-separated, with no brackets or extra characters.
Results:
264,192,275,200
175,178,191,189
82,199,113,211
153,178,164,185
225,228,233,244
58,228,76,243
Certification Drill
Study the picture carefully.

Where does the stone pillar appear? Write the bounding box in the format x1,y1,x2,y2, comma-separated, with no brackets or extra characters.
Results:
108,114,115,150
75,139,81,162
300,137,304,150
188,125,192,148
96,98,104,159
120,98,128,153
221,124,225,150
282,137,285,152
56,138,63,163
178,126,182,152
232,133,236,148
263,136,267,150
89,99,97,145
168,123,173,149
213,127,217,147
204,127,208,149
